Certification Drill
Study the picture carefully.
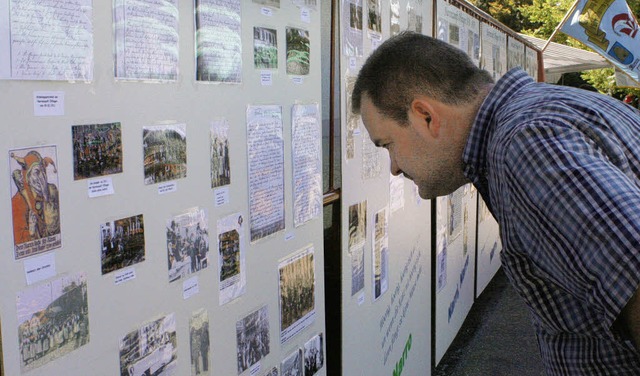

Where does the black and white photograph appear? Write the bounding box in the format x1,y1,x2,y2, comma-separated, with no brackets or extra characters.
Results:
351,245,365,296
263,366,278,376
373,208,389,300
286,27,310,75
348,201,367,250
349,1,362,30
119,313,177,376
254,27,278,70
304,333,324,375
280,348,302,376
190,309,210,376
367,0,381,35
236,305,271,374
143,124,187,185
17,272,89,372
211,119,231,188
101,214,145,275
279,246,316,344
72,122,122,180
167,207,209,283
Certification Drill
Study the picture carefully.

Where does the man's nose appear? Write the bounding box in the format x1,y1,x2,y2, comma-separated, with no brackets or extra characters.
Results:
389,155,402,176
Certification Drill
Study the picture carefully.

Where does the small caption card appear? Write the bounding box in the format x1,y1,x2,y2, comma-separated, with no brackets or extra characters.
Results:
261,7,273,16
88,177,114,198
260,71,273,86
349,57,357,70
114,268,136,285
292,76,304,84
158,182,177,195
249,362,262,376
284,232,295,242
301,7,311,23
34,91,64,116
214,187,230,207
357,292,365,306
24,253,56,285
183,276,199,300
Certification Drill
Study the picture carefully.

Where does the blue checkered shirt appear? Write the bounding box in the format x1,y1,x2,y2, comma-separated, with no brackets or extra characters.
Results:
463,69,640,374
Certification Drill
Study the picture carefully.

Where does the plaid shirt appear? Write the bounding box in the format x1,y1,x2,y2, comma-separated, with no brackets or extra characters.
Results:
463,69,640,375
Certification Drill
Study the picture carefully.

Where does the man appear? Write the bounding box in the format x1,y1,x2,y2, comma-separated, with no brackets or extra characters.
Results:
352,31,640,374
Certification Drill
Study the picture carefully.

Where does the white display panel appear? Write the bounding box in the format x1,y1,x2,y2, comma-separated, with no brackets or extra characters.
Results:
434,185,478,364
436,0,480,67
507,36,526,71
525,46,539,81
0,2,325,376
480,23,508,80
339,1,433,375
475,195,502,297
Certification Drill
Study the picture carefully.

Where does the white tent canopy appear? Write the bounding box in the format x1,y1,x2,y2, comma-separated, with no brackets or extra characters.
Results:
519,33,611,83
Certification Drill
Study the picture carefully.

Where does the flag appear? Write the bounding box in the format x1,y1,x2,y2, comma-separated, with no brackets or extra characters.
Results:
560,0,640,83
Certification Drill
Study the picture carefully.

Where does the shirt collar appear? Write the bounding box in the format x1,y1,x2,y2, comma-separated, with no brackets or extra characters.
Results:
463,68,534,183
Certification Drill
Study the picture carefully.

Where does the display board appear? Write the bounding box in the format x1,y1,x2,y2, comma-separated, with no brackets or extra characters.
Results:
432,1,479,364
474,23,507,298
525,45,540,82
507,36,526,71
339,1,433,375
0,1,326,376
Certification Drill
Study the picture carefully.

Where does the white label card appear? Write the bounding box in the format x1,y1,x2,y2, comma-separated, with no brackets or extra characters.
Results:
214,186,230,207
292,76,304,84
261,7,273,16
24,253,56,285
88,177,114,198
357,292,365,306
260,71,272,86
301,8,311,23
249,362,261,376
34,91,64,116
158,182,177,194
183,276,199,299
114,268,136,285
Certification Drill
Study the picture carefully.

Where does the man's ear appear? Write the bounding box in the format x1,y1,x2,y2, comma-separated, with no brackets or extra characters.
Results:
409,97,440,138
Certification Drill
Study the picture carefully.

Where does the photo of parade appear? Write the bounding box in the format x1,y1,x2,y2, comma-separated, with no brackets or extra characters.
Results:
100,214,145,275
119,314,177,376
236,305,270,374
166,208,209,283
17,272,89,372
279,248,315,338
143,124,187,185
72,122,122,180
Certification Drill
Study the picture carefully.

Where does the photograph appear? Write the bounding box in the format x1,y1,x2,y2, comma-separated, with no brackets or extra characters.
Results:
101,214,145,275
9,145,62,259
143,124,187,185
263,366,278,376
254,27,278,70
367,0,381,34
190,309,210,376
279,246,316,343
349,2,362,30
348,201,367,250
119,313,177,376
167,208,209,283
72,122,122,180
17,272,89,372
210,119,231,188
280,348,302,376
304,334,324,375
286,27,310,75
236,305,271,374
218,213,246,305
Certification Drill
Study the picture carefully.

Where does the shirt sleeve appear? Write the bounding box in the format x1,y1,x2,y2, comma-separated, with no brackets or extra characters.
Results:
502,121,640,330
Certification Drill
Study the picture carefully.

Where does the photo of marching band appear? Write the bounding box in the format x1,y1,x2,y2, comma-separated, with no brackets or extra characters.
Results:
16,272,89,372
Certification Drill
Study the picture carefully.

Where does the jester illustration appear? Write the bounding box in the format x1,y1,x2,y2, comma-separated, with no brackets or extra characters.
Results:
10,149,60,248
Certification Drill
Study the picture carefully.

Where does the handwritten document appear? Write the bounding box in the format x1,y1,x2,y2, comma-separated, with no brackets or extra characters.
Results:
114,0,179,81
3,0,93,80
195,0,242,83
247,105,285,242
292,104,322,227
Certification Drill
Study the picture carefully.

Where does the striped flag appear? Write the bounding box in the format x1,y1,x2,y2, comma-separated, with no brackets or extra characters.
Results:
560,0,640,83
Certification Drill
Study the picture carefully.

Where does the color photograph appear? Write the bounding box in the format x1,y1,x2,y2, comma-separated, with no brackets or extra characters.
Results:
143,124,187,185
72,122,122,180
286,27,310,75
254,27,278,69
279,246,316,343
101,214,145,275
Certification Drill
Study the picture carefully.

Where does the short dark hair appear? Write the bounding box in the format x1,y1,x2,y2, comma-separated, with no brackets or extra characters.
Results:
352,31,494,124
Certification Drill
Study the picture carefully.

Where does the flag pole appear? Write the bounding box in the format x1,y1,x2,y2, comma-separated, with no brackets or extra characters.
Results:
542,0,580,52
